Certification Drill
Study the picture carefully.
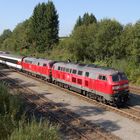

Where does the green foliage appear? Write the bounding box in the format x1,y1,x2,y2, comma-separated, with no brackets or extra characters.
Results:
74,13,97,29
31,1,59,52
65,19,123,62
10,119,60,140
0,29,12,48
0,83,24,139
0,82,23,116
0,19,31,52
95,19,123,59
0,29,12,42
110,59,140,85
0,82,60,140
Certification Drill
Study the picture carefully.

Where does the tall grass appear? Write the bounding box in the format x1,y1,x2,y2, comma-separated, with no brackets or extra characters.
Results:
10,119,60,140
0,82,60,140
0,82,22,139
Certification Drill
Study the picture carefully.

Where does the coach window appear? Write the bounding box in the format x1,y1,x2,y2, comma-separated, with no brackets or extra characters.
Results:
78,70,83,75
85,72,89,77
72,69,77,74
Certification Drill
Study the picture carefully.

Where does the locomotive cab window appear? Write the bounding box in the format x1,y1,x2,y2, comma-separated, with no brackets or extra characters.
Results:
112,73,127,82
98,75,107,81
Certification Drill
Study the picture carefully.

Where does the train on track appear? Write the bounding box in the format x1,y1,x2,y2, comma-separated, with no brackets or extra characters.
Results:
0,52,129,106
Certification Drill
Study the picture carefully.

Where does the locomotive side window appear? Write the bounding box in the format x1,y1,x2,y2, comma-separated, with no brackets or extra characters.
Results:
63,67,65,71
66,68,69,72
78,70,83,75
70,69,72,73
85,72,89,77
98,75,107,81
72,69,77,74
26,60,32,64
58,66,60,70
43,64,47,66
102,76,107,81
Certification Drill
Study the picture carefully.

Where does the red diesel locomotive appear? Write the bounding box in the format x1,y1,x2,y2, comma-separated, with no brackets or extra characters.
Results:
0,53,129,106
22,57,56,81
52,62,129,105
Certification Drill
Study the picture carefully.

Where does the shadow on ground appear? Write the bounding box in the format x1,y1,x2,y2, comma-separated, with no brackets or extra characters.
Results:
128,93,140,107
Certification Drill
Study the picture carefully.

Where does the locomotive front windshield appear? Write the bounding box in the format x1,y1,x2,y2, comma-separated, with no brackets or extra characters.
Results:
112,73,127,82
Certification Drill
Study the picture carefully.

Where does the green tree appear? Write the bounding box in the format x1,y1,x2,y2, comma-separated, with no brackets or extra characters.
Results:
31,1,59,52
0,29,12,48
70,23,98,62
74,13,97,29
121,21,140,63
83,13,97,26
95,19,123,60
74,16,82,29
1,19,31,53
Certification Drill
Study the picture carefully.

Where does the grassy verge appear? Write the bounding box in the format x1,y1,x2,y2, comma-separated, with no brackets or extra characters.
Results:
0,82,60,140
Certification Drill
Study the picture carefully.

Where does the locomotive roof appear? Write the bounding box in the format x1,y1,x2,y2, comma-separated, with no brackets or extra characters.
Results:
54,62,119,76
23,57,55,65
0,53,24,61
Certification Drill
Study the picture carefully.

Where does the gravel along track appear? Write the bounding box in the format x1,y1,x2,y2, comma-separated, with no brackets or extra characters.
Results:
1,65,140,140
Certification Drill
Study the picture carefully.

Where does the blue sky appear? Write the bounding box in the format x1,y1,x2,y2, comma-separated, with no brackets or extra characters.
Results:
0,0,140,36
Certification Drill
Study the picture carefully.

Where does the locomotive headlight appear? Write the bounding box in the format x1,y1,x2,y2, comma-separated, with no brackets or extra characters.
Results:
112,85,120,90
123,84,129,88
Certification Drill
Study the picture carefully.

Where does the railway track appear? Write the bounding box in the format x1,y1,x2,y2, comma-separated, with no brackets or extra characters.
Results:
130,86,140,94
0,71,119,140
9,68,140,123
